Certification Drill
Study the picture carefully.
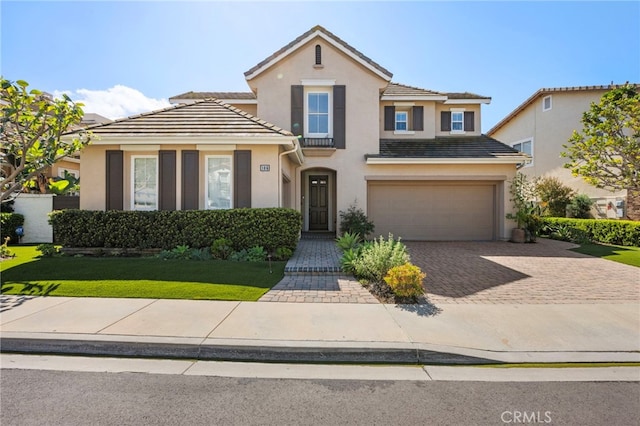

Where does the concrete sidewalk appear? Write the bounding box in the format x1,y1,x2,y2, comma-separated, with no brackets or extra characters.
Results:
1,296,639,365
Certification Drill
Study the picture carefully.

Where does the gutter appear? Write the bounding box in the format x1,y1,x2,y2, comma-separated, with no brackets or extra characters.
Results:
278,137,304,207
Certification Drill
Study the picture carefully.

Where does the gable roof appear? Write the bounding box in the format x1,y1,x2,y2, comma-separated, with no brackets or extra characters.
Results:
366,135,527,164
71,99,292,138
487,84,639,135
244,25,393,81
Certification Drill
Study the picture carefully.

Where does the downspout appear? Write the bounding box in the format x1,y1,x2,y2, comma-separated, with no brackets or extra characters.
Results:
278,137,302,208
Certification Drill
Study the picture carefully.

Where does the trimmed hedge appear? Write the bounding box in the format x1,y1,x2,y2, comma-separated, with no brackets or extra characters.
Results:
50,208,302,251
0,213,25,244
541,217,640,247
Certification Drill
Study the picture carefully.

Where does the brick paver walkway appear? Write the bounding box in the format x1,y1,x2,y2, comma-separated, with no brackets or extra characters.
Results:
406,239,640,304
259,237,378,303
261,236,639,305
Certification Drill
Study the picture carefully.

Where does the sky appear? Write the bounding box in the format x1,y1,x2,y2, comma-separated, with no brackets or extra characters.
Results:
1,1,639,132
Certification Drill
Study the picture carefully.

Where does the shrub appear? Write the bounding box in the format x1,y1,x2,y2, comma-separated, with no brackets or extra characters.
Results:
568,194,594,219
229,249,248,262
339,203,374,239
535,176,574,217
246,246,267,262
273,247,293,261
211,238,233,260
384,263,426,299
339,248,359,275
37,243,59,257
189,247,211,261
335,231,361,251
352,234,409,283
541,217,640,246
49,208,302,252
0,212,24,243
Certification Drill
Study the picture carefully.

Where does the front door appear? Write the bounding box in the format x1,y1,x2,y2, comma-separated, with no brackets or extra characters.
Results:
309,175,329,230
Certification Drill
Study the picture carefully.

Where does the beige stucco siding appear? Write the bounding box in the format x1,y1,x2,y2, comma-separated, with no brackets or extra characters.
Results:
490,90,626,202
79,145,110,210
79,142,291,211
248,36,391,231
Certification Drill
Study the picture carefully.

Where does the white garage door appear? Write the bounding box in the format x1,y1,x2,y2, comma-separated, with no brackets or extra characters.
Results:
367,181,496,241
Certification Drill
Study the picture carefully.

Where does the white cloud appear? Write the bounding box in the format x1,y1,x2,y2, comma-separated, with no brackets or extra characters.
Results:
52,85,171,120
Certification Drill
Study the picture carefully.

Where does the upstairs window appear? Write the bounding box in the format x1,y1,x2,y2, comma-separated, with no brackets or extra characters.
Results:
307,92,330,135
315,44,322,65
451,112,464,131
395,111,408,131
543,95,552,111
440,110,475,133
384,105,424,132
512,139,533,166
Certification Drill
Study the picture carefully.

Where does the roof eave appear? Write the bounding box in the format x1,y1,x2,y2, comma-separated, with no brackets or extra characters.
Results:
85,135,297,145
365,156,529,165
381,95,448,101
444,98,491,105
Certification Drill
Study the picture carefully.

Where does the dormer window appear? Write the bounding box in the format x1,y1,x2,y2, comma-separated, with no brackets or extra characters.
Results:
384,105,424,133
440,110,475,133
315,45,322,65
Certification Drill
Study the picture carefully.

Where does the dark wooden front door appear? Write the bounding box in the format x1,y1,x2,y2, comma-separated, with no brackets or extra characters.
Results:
309,175,329,230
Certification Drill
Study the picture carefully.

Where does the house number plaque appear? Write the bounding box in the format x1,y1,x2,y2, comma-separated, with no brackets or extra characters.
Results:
260,164,270,172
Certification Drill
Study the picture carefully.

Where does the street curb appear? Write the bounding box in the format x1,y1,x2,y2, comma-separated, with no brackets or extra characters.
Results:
2,334,639,365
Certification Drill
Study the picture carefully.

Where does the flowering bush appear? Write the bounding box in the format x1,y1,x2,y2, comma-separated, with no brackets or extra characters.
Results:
383,263,425,299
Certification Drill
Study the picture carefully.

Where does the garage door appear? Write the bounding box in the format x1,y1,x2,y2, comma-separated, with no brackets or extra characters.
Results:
367,181,496,241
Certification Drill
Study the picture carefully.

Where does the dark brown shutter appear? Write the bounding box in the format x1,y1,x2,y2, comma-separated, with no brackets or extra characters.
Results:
384,106,395,131
159,150,176,211
464,111,475,131
291,85,304,137
333,85,346,149
105,150,123,210
441,111,452,131
234,150,251,208
412,106,424,131
181,150,199,210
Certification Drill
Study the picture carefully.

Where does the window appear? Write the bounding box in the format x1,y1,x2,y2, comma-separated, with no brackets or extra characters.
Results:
543,95,552,111
395,111,408,131
451,111,464,131
132,156,158,210
206,155,232,209
512,139,533,166
315,44,322,65
307,92,330,135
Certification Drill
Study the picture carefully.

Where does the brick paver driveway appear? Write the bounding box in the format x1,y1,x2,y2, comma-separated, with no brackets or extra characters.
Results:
406,239,639,304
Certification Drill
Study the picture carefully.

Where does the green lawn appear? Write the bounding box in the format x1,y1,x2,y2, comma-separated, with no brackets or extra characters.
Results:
570,243,640,267
0,246,285,301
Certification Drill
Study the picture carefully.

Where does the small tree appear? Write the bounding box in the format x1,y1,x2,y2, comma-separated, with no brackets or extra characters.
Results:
562,84,640,193
1,78,91,203
568,194,594,219
535,176,575,217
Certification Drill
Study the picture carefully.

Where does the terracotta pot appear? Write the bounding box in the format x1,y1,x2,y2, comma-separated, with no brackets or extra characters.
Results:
511,228,526,243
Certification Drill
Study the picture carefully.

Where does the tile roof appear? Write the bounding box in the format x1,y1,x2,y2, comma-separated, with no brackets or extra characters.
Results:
71,99,292,137
382,83,443,97
368,135,522,159
169,91,256,101
244,25,393,80
487,83,640,135
446,92,490,100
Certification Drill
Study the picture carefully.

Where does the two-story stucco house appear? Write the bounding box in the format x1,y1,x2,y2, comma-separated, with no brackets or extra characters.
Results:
77,26,527,241
488,85,639,220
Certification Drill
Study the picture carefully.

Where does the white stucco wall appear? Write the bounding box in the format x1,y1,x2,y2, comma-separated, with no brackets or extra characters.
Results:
13,194,54,243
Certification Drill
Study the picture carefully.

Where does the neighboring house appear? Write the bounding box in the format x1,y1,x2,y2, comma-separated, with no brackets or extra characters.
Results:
487,85,639,220
74,25,527,241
